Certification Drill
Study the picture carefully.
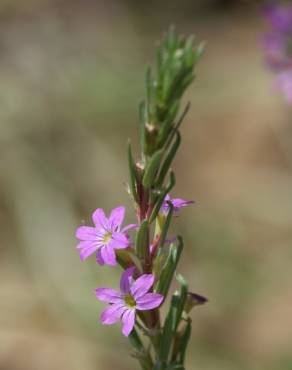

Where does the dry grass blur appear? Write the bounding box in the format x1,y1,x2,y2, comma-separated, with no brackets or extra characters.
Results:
1,1,292,370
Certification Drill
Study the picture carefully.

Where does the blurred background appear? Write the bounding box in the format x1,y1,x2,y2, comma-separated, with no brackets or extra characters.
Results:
1,0,292,369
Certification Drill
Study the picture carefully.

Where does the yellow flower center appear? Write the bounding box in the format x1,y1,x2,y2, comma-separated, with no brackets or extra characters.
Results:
103,232,112,243
124,294,136,308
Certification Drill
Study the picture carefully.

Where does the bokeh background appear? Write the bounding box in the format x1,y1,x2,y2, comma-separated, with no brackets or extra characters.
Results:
1,1,292,369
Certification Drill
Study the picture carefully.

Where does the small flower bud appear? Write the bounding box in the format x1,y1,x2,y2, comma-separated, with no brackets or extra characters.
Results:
184,292,208,314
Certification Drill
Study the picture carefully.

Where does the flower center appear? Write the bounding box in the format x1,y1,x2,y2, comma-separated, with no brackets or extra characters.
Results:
103,232,112,244
124,294,136,308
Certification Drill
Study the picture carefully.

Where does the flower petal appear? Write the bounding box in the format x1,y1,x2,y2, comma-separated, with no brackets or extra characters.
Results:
109,232,129,249
130,274,154,300
75,226,97,241
96,248,105,265
92,208,108,229
136,293,164,310
100,303,126,325
95,288,123,304
264,4,292,33
100,245,117,266
109,206,125,230
120,267,136,294
77,241,99,261
121,309,135,336
121,223,138,233
275,71,292,103
171,198,194,211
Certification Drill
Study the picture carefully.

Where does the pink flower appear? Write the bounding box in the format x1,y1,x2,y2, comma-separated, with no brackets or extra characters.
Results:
95,267,163,336
76,206,136,266
160,194,194,215
264,3,292,34
275,69,292,103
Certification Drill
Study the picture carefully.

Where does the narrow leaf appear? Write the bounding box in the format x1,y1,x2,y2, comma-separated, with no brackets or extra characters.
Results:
142,150,163,189
127,141,138,202
174,274,188,330
139,101,147,153
157,131,181,186
156,236,183,297
149,171,176,223
159,294,180,363
177,320,191,365
135,219,149,261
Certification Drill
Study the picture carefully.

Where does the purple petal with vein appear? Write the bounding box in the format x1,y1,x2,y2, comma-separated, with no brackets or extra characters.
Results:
109,206,125,230
136,293,163,310
92,208,108,229
130,274,154,299
75,226,97,241
109,232,129,249
77,241,98,261
95,288,122,303
96,248,105,265
100,303,126,325
122,223,138,232
121,309,135,337
100,245,117,266
120,267,135,294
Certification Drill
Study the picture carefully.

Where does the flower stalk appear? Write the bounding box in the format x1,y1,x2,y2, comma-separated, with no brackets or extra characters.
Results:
75,27,207,370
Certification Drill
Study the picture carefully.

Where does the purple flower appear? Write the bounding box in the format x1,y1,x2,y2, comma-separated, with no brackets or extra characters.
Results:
275,69,292,102
264,3,292,34
76,206,136,266
263,33,291,70
262,3,292,103
160,194,194,215
184,292,208,314
95,267,163,336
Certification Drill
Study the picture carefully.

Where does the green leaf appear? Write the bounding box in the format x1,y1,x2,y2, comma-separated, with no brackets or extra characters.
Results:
127,141,138,202
157,101,180,147
177,319,191,365
135,219,149,261
129,327,144,351
167,365,185,370
142,150,163,189
157,131,181,186
127,251,143,274
145,66,154,121
159,294,180,364
174,274,188,330
194,41,205,64
156,236,183,297
116,249,132,269
129,328,154,370
139,101,146,153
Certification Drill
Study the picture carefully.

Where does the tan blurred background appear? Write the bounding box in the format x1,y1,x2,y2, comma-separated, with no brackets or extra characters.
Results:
1,1,292,369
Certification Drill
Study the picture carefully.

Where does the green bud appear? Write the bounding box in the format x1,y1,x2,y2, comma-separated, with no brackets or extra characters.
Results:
184,292,208,314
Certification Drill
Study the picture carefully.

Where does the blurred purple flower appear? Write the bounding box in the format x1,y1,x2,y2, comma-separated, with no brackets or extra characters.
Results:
264,3,292,33
275,70,292,102
262,2,292,103
76,206,136,266
160,194,194,215
263,33,291,70
95,267,163,336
